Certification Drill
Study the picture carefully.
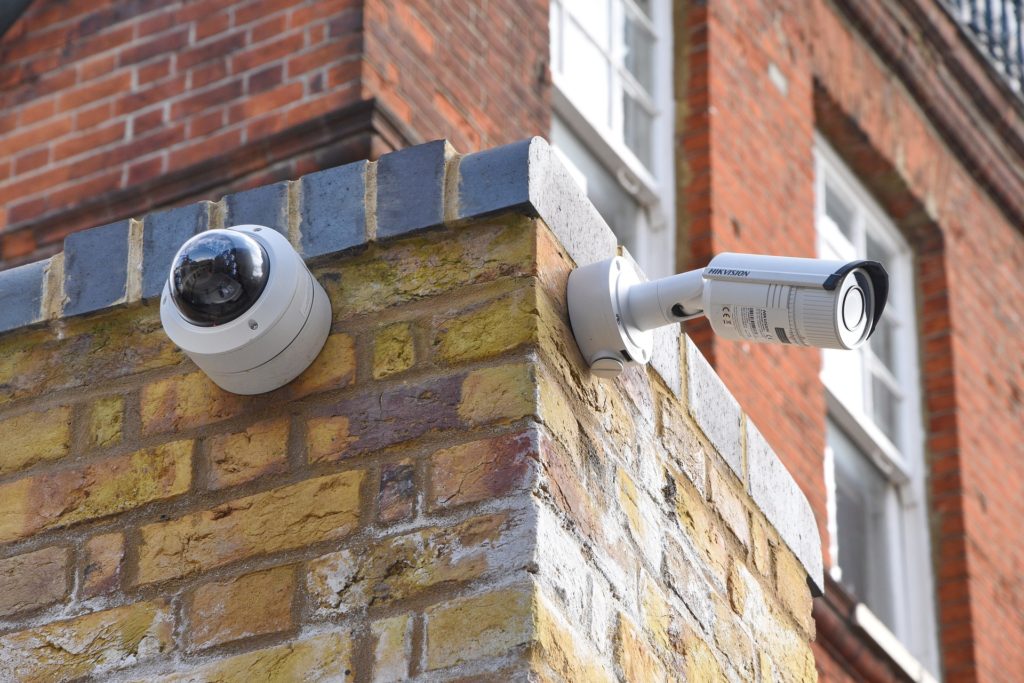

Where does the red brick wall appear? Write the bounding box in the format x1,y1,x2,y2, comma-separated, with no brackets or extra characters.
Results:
0,0,550,266
361,0,549,153
679,1,1024,682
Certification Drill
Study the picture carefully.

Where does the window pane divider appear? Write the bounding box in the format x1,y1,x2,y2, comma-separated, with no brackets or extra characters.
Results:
826,389,911,484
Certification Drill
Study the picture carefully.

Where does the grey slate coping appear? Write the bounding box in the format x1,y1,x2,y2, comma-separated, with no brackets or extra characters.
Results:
0,136,823,598
142,202,213,300
63,220,130,317
0,258,47,334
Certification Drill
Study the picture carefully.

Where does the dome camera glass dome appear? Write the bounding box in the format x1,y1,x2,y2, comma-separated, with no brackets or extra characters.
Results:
170,231,270,327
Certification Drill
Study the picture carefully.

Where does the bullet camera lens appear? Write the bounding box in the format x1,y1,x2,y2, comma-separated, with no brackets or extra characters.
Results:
170,231,270,327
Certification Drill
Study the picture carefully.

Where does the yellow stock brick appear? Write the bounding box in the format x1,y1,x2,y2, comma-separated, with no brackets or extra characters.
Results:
0,440,192,543
308,511,522,613
683,630,727,682
320,218,536,320
140,371,245,435
306,414,355,462
0,405,72,476
0,600,173,682
0,307,182,408
425,585,534,670
709,466,750,549
189,565,295,650
136,469,363,585
207,417,289,489
373,323,415,378
82,532,125,598
135,631,353,683
0,546,70,617
751,517,772,577
728,560,748,615
371,614,412,683
673,474,729,582
87,395,123,450
428,430,535,509
615,615,667,683
713,598,755,678
533,595,615,683
641,576,672,653
290,333,356,397
775,546,815,637
457,362,535,425
433,288,537,363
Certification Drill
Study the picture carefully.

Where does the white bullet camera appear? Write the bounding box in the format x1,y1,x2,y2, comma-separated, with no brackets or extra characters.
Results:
159,225,332,395
567,252,888,378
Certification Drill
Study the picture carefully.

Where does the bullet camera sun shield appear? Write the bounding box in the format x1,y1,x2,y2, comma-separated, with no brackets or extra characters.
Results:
160,225,332,395
567,252,888,379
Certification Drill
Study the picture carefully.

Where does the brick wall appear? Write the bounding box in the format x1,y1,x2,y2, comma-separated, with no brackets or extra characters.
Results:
0,138,821,681
0,0,550,267
677,1,1024,681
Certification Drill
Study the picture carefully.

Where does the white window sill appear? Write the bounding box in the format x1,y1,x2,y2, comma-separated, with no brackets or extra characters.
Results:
853,603,940,683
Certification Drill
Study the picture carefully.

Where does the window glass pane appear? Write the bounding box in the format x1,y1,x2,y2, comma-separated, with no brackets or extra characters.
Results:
565,0,610,49
866,229,889,266
623,94,653,167
871,376,901,443
631,0,653,18
870,317,897,374
563,19,611,128
829,419,895,627
825,184,856,240
623,12,655,92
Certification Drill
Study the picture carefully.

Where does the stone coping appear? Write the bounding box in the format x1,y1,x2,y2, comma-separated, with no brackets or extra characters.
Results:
0,136,823,594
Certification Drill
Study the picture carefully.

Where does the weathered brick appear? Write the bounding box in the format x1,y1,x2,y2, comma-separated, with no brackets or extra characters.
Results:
615,614,668,683
532,595,616,683
425,584,534,670
307,373,471,462
86,395,123,450
616,468,663,569
428,430,537,509
682,629,726,682
289,332,356,398
0,404,72,476
0,600,173,682
189,565,295,650
82,532,125,598
775,545,814,637
308,510,530,614
457,362,536,425
0,307,183,408
377,459,415,523
133,631,352,683
207,417,289,489
671,473,729,587
317,218,536,321
373,322,415,379
0,440,192,543
0,546,70,617
136,470,363,585
709,465,751,549
371,614,412,683
432,288,537,363
140,371,246,435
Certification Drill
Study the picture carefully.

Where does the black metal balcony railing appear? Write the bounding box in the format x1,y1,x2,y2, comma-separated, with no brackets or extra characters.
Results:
941,0,1024,96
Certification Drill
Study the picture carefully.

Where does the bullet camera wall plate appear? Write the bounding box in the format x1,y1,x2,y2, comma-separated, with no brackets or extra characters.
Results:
160,225,331,395
566,256,653,378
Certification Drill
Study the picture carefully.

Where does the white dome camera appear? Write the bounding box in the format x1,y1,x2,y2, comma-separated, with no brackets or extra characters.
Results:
159,225,332,395
567,252,888,378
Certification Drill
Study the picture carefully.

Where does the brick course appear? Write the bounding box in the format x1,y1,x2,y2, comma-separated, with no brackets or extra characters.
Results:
0,139,820,680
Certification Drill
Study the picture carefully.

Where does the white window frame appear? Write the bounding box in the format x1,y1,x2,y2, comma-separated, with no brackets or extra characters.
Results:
815,135,941,679
549,0,676,278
